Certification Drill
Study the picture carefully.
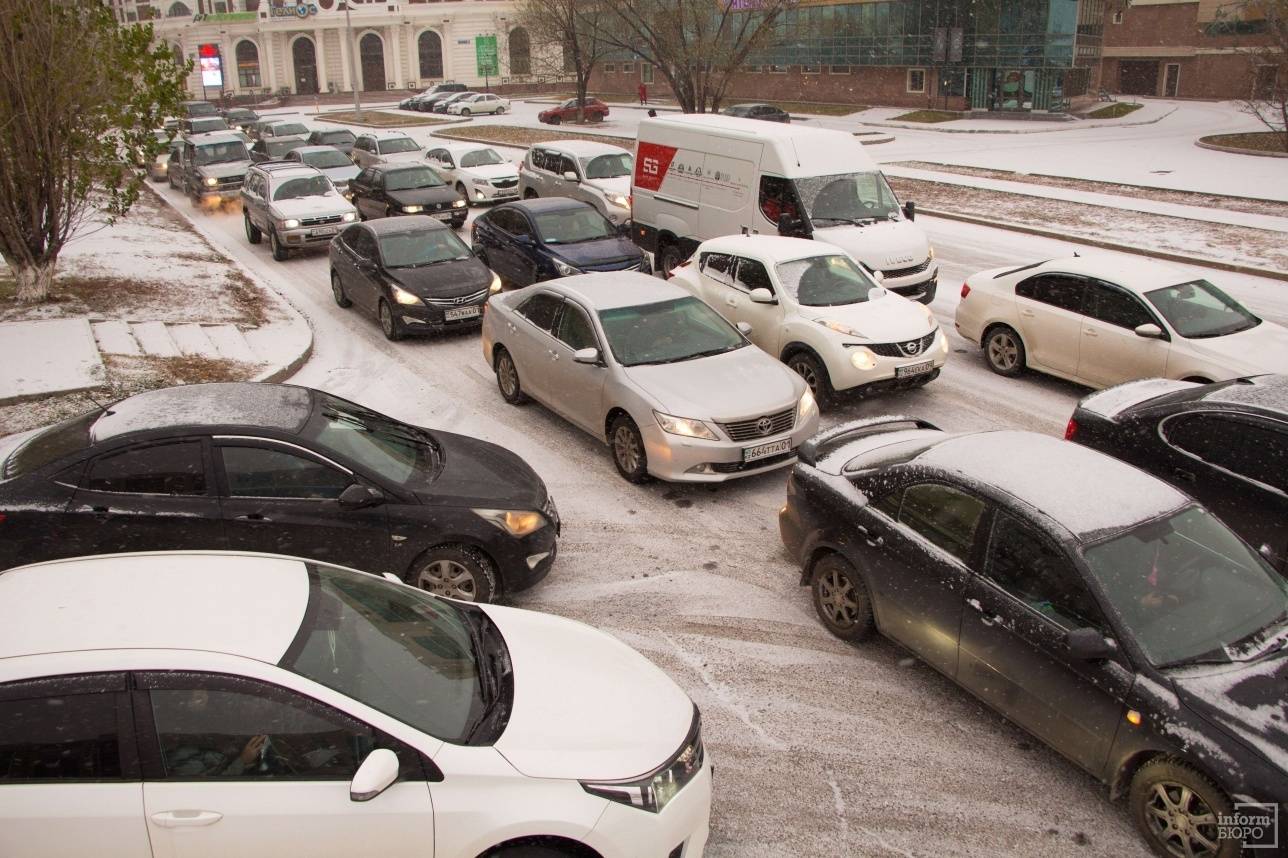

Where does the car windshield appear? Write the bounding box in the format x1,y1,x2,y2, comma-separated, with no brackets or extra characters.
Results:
583,153,632,180
533,207,615,244
226,110,256,121
599,296,746,367
379,228,472,268
385,166,444,191
266,140,302,156
280,562,485,744
186,102,218,117
319,131,355,144
776,254,883,306
1082,506,1288,668
193,142,249,165
460,148,504,168
1144,279,1260,339
1,409,97,480
192,119,228,132
380,137,421,154
794,171,901,224
272,123,308,136
273,175,333,200
303,150,353,169
306,393,438,486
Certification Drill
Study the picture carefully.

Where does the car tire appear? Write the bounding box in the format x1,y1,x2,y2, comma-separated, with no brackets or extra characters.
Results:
983,324,1026,377
548,115,561,125
244,212,262,245
657,242,687,278
786,351,835,409
609,414,650,484
811,553,875,642
1129,758,1241,858
589,112,604,123
409,545,496,603
331,271,351,308
495,105,506,115
269,229,289,262
494,347,527,405
378,299,403,341
461,108,471,117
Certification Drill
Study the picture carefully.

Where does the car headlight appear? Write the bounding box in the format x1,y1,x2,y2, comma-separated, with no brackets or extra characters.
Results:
654,411,718,441
816,319,864,338
391,284,422,306
280,218,300,229
582,710,704,814
850,347,878,371
489,271,502,294
452,199,467,208
606,192,630,209
204,176,218,187
472,178,491,186
471,508,547,537
553,258,581,277
797,387,817,423
401,205,423,213
341,212,356,223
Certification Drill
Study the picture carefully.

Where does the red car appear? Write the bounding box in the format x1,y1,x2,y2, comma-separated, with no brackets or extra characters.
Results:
538,97,609,125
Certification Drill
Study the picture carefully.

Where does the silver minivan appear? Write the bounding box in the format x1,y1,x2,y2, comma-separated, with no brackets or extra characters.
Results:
518,140,634,227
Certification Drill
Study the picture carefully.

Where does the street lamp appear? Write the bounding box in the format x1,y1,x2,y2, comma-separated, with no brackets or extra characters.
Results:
341,0,362,119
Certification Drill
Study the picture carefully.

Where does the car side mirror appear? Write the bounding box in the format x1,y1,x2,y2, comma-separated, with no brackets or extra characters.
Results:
514,233,534,245
350,748,399,802
1066,627,1116,661
339,483,384,509
748,288,776,305
871,270,885,284
1134,323,1165,339
736,321,753,336
572,347,600,365
903,200,916,221
562,171,580,183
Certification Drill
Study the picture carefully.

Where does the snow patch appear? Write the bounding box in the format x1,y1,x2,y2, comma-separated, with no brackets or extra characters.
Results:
1078,379,1198,418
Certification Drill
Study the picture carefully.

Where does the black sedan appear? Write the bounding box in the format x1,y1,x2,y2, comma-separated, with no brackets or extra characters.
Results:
780,417,1288,858
1068,374,1287,574
250,137,307,163
329,218,500,340
471,198,647,288
722,103,791,123
350,164,467,228
0,382,558,603
307,128,357,155
222,107,260,130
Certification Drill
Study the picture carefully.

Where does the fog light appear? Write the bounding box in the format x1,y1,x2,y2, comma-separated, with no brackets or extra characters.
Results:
475,190,485,200
849,347,877,371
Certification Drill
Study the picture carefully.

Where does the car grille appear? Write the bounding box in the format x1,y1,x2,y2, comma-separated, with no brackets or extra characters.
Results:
882,257,931,279
712,450,796,473
868,330,937,358
299,214,344,227
717,407,795,442
491,178,519,189
216,176,243,189
422,287,489,307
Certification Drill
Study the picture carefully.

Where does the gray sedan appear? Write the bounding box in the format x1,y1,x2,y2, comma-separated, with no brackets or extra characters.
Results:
481,272,820,483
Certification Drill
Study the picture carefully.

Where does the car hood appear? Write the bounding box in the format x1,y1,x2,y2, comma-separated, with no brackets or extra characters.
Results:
269,196,355,219
386,259,492,299
197,161,250,179
813,220,930,272
319,164,361,183
801,293,937,343
1175,321,1288,376
381,150,425,165
586,176,631,198
387,187,459,207
1172,656,1288,775
549,236,641,269
415,430,545,509
625,346,804,422
483,602,694,780
463,163,519,181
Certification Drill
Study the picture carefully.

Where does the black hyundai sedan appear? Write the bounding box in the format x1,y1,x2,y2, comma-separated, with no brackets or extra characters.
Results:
350,163,467,228
471,198,647,289
0,382,558,603
329,217,501,340
1068,374,1287,575
780,418,1288,858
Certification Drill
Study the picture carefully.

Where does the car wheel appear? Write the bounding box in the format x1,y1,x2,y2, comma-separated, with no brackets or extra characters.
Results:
657,242,687,278
984,325,1026,377
1129,758,1241,858
410,546,496,603
244,212,262,245
487,847,576,858
523,189,538,200
331,271,351,308
495,105,506,115
548,115,561,125
786,351,835,409
494,348,527,405
378,299,403,341
269,229,289,261
589,112,604,123
811,553,874,642
461,108,471,117
609,414,650,483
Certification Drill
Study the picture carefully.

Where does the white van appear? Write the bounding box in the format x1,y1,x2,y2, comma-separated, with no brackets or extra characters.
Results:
632,114,938,303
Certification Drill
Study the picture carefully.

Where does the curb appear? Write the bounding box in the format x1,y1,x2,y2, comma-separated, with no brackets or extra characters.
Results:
920,208,1288,282
431,127,635,149
863,106,1176,135
313,112,466,130
1195,138,1288,159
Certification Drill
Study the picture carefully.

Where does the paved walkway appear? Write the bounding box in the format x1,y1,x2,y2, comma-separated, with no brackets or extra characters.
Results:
0,319,105,403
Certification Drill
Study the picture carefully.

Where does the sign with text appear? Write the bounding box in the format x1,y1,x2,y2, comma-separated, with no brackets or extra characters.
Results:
475,35,498,78
198,42,223,88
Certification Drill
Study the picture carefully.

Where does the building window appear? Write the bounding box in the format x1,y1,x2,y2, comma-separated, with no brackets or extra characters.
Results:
801,64,820,74
604,63,616,73
1112,10,1122,23
767,64,786,74
236,40,260,88
166,1,190,16
621,62,634,74
907,68,926,93
641,63,654,84
418,30,443,79
508,27,530,76
830,65,850,74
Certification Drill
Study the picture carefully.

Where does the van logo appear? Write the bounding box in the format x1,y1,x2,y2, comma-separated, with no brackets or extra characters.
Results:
886,254,914,266
756,417,774,436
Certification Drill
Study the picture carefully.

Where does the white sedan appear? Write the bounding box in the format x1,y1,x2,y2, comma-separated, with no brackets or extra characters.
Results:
670,236,947,406
446,93,510,116
0,552,712,858
426,142,521,205
955,255,1288,388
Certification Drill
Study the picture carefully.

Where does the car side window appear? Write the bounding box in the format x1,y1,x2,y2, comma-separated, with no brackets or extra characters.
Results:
1015,274,1087,314
488,209,516,234
700,253,735,285
735,258,774,293
896,482,986,564
984,513,1109,632
0,674,126,782
554,302,597,351
85,440,206,496
218,445,350,500
1085,280,1156,330
759,175,800,225
508,212,534,238
559,155,578,178
516,293,563,334
352,230,379,260
1166,414,1288,494
339,224,364,247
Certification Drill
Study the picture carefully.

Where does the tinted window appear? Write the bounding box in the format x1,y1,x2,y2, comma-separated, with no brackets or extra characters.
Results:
1144,279,1260,339
384,167,443,191
86,440,206,495
0,688,121,781
516,293,563,333
1016,274,1086,314
504,210,533,237
700,252,734,284
897,483,985,563
985,514,1107,631
554,303,597,350
532,207,614,244
351,230,379,260
735,258,773,292
1085,281,1154,330
1167,414,1288,493
219,446,349,499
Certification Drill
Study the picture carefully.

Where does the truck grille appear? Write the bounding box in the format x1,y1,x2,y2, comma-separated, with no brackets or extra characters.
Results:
717,407,795,442
868,329,937,358
422,287,488,307
882,257,931,279
299,214,344,227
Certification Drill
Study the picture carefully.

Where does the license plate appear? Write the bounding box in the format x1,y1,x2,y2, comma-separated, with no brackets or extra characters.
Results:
433,212,454,221
896,360,933,378
444,305,481,321
743,437,793,463
310,227,337,237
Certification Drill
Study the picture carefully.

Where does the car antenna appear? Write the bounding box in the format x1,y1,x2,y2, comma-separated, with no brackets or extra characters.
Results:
82,391,115,417
1073,251,1080,257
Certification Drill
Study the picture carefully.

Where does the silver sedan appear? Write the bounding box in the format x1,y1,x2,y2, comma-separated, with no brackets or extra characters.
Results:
481,272,820,483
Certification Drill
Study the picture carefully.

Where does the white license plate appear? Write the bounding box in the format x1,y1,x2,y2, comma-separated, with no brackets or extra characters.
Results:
433,212,454,221
310,227,337,237
444,305,481,321
896,360,933,378
743,437,793,463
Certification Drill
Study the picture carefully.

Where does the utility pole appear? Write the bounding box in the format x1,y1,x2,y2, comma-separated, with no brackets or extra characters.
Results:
343,1,363,120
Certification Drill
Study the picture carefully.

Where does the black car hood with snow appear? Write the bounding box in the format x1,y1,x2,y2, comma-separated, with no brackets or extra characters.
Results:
419,430,547,510
385,258,491,300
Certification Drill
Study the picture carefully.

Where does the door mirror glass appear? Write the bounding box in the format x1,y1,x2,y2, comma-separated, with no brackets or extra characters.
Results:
1134,322,1165,339
572,347,600,364
748,287,775,305
338,483,384,509
562,171,579,182
350,748,400,802
1066,627,1116,661
736,321,753,335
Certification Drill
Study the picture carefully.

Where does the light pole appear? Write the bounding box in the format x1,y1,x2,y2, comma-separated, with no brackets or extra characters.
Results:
343,0,362,120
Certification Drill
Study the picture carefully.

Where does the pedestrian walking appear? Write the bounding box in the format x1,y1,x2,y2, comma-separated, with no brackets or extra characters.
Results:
638,82,648,106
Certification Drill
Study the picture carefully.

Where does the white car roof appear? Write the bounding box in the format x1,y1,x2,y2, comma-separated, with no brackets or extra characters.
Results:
549,272,689,311
188,131,245,146
697,234,845,265
441,142,500,156
365,130,414,140
1025,255,1196,293
265,165,325,183
533,139,630,158
0,552,310,664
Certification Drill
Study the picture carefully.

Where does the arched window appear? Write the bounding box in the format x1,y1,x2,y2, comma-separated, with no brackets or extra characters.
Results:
359,33,386,91
293,36,319,95
508,27,530,76
171,43,184,66
166,1,190,17
236,40,260,89
418,31,443,80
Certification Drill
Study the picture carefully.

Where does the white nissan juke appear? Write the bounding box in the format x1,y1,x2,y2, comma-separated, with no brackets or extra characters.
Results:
0,552,711,858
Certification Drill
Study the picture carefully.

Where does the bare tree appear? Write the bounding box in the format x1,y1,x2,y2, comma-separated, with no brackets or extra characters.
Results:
513,0,612,123
1224,0,1288,151
596,0,798,113
0,0,189,303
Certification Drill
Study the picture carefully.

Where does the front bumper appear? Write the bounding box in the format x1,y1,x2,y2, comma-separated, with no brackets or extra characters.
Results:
469,183,521,203
397,297,490,334
490,519,559,595
585,759,712,858
639,414,817,483
826,332,949,394
197,186,242,201
281,223,351,247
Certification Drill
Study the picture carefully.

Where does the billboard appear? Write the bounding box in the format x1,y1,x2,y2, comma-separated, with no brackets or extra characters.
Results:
198,42,223,88
475,35,498,77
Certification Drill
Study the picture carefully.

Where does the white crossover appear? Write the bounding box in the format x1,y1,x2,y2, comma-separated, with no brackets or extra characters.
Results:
427,143,522,205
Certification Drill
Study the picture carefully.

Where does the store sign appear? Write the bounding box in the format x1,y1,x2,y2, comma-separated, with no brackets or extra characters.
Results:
269,3,318,17
193,11,256,22
198,42,223,88
475,34,498,77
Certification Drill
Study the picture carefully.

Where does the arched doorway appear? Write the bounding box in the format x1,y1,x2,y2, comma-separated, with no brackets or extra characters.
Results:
166,1,190,17
418,31,443,80
508,27,530,76
360,33,385,92
292,36,318,95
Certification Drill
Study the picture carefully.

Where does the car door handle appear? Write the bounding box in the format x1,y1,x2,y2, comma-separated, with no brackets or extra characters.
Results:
967,599,1005,626
150,810,223,828
234,513,271,523
1083,329,1098,337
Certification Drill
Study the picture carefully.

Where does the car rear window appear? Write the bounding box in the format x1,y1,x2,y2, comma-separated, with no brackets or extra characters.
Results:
2,411,98,480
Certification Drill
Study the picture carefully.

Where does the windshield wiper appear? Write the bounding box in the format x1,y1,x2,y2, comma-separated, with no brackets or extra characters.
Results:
1157,652,1233,670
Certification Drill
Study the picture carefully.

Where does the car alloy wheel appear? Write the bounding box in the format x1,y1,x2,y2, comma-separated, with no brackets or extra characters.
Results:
412,547,496,603
495,349,526,404
811,554,874,641
610,415,649,483
331,271,351,308
270,229,288,261
461,108,471,117
1130,759,1240,858
984,326,1025,377
379,299,403,341
787,352,834,408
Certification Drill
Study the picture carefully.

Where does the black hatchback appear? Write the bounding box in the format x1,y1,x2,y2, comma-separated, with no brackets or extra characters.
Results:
350,163,467,228
471,198,647,288
721,103,790,123
780,418,1288,858
0,382,559,603
329,218,500,341
1068,374,1287,574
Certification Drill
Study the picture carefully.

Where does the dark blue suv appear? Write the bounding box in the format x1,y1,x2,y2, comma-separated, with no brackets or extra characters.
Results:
470,198,648,288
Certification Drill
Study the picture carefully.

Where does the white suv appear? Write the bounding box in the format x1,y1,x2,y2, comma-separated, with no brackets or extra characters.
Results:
519,140,633,226
0,552,713,858
352,131,425,169
427,143,521,205
241,162,358,261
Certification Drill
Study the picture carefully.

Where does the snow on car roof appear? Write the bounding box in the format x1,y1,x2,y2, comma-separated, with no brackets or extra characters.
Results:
532,139,630,157
1077,379,1199,419
914,431,1189,539
697,235,845,264
553,272,686,311
0,552,309,664
1201,373,1288,412
1032,255,1197,293
91,382,313,441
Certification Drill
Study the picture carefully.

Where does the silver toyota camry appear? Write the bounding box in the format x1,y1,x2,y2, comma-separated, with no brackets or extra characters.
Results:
481,272,820,483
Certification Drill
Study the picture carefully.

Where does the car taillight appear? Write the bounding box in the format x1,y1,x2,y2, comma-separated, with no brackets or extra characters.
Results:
1064,418,1077,440
960,282,971,299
